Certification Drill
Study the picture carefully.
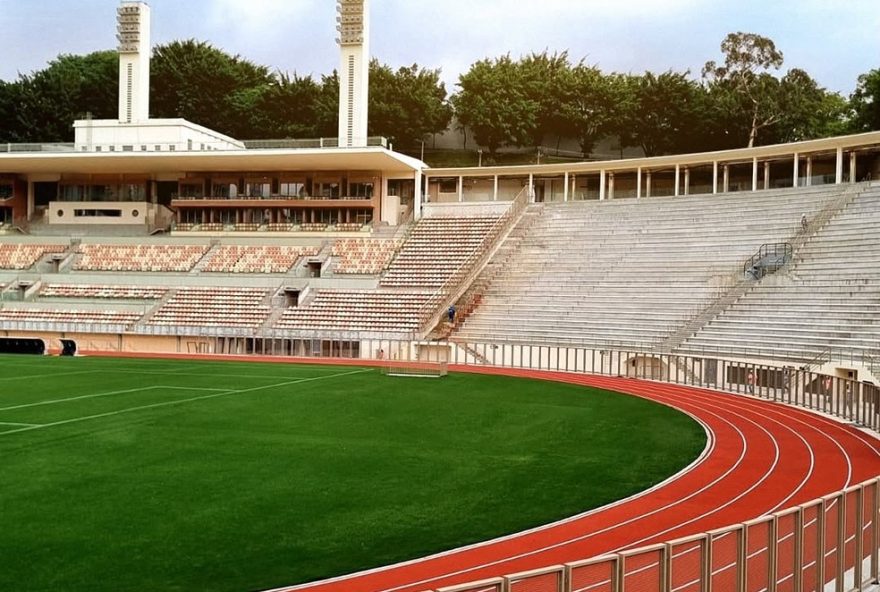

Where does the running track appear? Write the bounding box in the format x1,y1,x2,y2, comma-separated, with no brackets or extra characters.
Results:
268,364,880,592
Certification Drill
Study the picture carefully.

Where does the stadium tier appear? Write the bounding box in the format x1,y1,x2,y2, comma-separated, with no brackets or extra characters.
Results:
202,245,320,274
331,238,402,274
147,287,273,328
75,244,210,272
40,284,167,299
0,243,67,269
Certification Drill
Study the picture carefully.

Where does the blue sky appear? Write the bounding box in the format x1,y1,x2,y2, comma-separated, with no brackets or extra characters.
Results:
0,0,877,96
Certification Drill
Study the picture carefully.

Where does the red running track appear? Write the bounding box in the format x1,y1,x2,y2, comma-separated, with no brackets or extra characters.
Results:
265,365,880,592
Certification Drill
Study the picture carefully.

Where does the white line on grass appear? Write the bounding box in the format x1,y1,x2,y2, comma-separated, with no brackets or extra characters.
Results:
0,369,102,382
0,369,372,437
0,386,164,412
0,421,43,427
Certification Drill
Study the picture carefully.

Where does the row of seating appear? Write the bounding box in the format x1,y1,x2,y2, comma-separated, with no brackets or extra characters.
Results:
202,245,319,274
274,290,432,335
75,244,209,272
331,239,402,274
0,243,66,270
147,287,272,328
40,284,167,299
0,308,141,326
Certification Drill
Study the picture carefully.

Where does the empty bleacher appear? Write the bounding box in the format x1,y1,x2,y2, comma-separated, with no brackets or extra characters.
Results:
331,239,401,274
274,290,432,335
75,244,209,272
147,287,272,328
454,186,849,349
380,216,501,289
202,245,319,274
678,185,880,362
40,284,167,299
0,243,66,269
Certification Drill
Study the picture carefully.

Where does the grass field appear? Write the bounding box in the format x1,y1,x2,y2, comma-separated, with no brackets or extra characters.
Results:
0,355,706,592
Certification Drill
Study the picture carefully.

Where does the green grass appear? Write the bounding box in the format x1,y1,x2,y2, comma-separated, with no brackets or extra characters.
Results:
0,355,705,592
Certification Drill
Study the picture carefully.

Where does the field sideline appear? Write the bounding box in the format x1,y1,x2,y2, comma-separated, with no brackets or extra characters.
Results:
0,355,704,592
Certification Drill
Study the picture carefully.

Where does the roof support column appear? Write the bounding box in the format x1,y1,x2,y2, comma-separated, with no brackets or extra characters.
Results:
458,175,463,202
599,170,606,201
850,151,857,183
763,161,770,190
528,172,534,202
636,167,642,199
563,171,569,202
793,153,799,188
646,170,652,198
493,174,499,201
413,169,423,220
752,157,758,191
608,173,615,200
683,167,690,196
674,164,680,197
835,146,844,184
712,161,718,194
723,165,730,193
806,156,813,186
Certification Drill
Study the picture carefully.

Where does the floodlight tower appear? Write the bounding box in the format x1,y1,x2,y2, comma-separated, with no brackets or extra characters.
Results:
116,1,151,123
336,0,369,147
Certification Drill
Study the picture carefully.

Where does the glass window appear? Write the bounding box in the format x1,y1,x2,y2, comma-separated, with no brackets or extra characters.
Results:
348,182,374,199
279,182,306,198
179,182,204,199
213,182,239,199
0,184,13,199
60,185,85,202
245,182,271,198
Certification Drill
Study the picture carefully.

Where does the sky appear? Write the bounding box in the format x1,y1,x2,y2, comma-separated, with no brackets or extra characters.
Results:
0,0,877,96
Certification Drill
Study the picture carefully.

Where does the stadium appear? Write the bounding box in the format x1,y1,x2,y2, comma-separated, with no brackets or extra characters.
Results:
1,2,880,592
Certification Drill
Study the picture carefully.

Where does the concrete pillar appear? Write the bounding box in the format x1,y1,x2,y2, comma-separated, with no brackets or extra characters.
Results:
674,164,680,197
528,173,534,202
683,167,690,196
493,174,499,201
563,172,569,202
763,161,770,190
599,170,606,201
413,170,423,220
26,180,34,220
712,161,718,194
835,147,844,184
806,157,813,186
636,167,642,199
723,165,730,193
457,175,463,202
850,152,857,183
646,171,652,198
752,157,759,191
608,173,615,200
792,153,799,188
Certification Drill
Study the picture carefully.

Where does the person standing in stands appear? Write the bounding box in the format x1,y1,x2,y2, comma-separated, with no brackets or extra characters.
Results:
448,305,456,324
801,213,808,232
747,370,756,394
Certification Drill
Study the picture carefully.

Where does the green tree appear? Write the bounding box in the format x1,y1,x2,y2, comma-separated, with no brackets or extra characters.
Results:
368,61,453,149
702,32,784,147
556,64,622,157
150,40,272,139
250,72,323,139
2,51,118,142
620,70,707,156
519,51,572,148
774,69,849,142
452,55,538,158
850,68,880,132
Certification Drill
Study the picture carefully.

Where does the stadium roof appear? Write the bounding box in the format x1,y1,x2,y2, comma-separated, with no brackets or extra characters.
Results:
0,146,425,175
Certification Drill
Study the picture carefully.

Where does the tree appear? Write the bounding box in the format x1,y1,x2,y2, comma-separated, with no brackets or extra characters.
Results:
620,70,707,156
518,51,572,148
702,32,784,147
1,51,118,142
368,61,453,149
850,68,880,132
556,64,622,157
250,72,323,139
452,55,538,158
150,40,272,139
774,69,849,142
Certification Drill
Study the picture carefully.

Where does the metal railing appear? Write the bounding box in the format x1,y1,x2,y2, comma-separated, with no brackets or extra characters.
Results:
743,242,792,280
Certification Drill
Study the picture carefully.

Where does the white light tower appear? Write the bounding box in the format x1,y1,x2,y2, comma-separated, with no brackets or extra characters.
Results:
336,0,369,147
116,1,151,123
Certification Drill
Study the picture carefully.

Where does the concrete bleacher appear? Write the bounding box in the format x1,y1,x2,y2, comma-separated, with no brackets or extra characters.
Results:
0,243,67,270
678,185,880,362
380,215,501,289
274,290,432,335
331,238,401,275
75,243,209,272
202,245,319,274
147,287,272,328
454,186,850,349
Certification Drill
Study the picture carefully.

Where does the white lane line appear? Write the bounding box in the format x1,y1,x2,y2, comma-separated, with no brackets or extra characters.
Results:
0,369,371,437
0,369,101,382
0,421,42,427
0,386,163,412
